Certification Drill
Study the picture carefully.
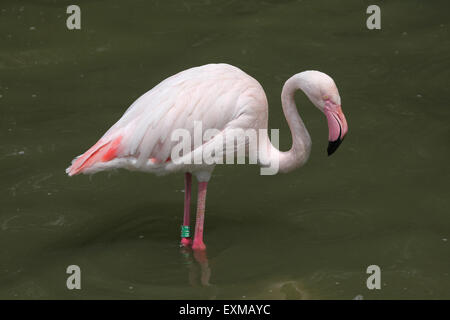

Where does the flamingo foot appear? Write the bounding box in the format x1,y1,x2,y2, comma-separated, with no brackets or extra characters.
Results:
180,237,192,247
192,240,206,251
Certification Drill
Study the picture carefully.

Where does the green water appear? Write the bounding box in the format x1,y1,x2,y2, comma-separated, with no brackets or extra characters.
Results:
1,0,449,299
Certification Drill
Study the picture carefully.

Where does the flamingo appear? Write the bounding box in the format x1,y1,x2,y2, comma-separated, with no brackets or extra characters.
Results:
66,63,348,251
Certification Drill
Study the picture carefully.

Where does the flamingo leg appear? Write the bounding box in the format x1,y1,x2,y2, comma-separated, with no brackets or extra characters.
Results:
192,181,208,251
180,172,192,247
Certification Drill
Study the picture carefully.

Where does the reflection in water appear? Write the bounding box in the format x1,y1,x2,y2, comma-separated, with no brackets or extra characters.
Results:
179,247,313,300
180,248,211,288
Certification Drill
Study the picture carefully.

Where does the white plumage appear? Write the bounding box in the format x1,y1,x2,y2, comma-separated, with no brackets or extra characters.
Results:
67,63,268,179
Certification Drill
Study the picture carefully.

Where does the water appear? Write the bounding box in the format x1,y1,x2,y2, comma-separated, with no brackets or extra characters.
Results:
1,0,449,299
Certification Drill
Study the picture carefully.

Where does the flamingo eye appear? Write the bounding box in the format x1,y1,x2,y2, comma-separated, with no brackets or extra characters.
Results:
323,95,329,101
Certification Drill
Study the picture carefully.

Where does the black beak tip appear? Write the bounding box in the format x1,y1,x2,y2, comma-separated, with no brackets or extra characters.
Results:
327,139,343,156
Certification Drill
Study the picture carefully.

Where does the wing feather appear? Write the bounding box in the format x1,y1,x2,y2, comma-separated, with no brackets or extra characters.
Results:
67,64,268,175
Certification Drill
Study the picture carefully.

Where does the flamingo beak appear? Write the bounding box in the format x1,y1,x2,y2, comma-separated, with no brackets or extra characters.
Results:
325,106,348,156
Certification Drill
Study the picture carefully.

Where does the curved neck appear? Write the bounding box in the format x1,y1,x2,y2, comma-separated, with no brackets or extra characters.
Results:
261,74,312,174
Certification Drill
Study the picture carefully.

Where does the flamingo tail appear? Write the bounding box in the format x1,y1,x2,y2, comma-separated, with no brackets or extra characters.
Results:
66,136,122,176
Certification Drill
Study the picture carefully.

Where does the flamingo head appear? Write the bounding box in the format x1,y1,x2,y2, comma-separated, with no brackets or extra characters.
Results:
300,71,348,156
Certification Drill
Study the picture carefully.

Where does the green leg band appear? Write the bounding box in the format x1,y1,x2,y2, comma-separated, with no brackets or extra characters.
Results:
181,225,191,238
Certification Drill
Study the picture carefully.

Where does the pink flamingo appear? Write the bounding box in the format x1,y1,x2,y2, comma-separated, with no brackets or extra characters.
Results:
66,63,348,251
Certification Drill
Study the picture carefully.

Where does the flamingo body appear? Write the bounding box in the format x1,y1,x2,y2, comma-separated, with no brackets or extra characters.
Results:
67,64,267,178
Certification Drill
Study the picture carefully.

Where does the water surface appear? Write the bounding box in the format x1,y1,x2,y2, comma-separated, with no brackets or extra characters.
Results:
0,0,449,299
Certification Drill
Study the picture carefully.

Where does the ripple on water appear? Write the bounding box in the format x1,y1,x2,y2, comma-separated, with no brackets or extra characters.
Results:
287,207,370,244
